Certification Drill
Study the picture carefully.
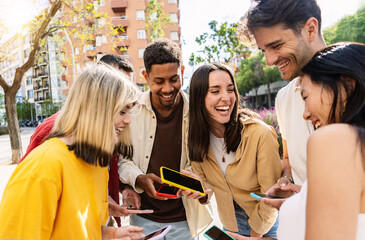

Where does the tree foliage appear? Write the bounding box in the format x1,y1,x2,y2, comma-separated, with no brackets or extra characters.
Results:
145,0,172,42
189,20,250,64
0,0,116,164
16,97,36,122
323,7,365,45
235,51,281,108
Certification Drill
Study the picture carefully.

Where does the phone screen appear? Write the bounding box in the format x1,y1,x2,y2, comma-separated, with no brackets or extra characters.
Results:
161,167,204,193
255,193,286,199
158,185,179,195
204,226,233,240
136,226,170,240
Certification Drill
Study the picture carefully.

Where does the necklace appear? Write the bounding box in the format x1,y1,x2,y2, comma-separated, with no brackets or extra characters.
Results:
211,134,226,162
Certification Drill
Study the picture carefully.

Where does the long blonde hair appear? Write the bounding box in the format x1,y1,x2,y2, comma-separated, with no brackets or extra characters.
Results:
49,64,140,166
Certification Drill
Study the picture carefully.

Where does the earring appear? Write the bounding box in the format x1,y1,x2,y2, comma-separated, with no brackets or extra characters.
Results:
341,100,347,116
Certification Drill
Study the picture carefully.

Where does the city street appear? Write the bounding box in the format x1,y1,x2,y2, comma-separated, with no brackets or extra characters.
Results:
0,127,35,165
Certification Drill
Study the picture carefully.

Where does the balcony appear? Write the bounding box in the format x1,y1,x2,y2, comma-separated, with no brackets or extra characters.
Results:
113,37,130,49
111,0,127,13
111,17,128,28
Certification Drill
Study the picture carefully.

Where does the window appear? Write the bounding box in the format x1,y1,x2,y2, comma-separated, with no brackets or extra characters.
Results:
136,10,145,20
168,0,177,3
26,76,32,85
170,13,178,23
27,90,33,98
138,48,145,58
170,31,179,41
137,30,146,39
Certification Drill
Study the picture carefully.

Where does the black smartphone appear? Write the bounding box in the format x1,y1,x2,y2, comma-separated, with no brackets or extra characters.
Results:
203,225,235,240
156,184,179,198
254,193,286,199
160,166,205,196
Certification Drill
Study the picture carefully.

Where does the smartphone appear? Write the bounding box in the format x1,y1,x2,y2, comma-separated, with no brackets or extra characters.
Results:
156,184,179,198
160,166,205,196
126,207,154,214
136,225,171,240
203,225,235,240
250,192,286,201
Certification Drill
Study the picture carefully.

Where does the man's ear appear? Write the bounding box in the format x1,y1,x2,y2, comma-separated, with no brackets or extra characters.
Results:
303,17,319,43
142,70,149,85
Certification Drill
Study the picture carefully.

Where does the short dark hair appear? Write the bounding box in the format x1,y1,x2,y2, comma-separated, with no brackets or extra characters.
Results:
239,0,322,45
301,42,365,158
188,63,256,162
143,39,181,73
99,54,134,73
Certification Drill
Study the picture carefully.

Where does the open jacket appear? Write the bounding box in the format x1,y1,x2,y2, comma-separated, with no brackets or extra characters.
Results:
119,90,212,237
192,116,282,235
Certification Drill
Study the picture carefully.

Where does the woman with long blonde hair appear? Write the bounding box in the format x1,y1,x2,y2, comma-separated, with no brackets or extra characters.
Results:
0,64,144,239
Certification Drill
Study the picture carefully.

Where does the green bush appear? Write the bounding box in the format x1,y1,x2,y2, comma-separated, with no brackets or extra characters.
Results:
0,126,9,135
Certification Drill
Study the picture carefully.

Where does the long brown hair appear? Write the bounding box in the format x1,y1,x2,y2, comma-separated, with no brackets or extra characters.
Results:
188,63,255,162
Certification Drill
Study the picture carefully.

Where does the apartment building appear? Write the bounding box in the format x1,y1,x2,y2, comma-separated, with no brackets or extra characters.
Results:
0,34,33,122
62,0,181,88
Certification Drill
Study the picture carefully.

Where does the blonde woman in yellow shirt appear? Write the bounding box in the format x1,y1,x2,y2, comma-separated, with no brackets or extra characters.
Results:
0,64,143,240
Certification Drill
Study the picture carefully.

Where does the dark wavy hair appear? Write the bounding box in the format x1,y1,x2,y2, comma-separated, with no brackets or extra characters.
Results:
188,63,255,162
239,0,322,44
143,38,181,73
301,42,365,158
99,54,134,73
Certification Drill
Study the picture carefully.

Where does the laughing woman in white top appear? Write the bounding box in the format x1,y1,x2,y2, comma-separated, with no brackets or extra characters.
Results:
232,42,365,240
279,42,365,240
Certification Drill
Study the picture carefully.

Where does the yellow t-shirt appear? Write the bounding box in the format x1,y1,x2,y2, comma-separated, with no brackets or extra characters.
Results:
0,138,109,240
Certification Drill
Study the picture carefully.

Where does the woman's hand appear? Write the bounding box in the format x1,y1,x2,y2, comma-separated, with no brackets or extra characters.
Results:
102,225,144,240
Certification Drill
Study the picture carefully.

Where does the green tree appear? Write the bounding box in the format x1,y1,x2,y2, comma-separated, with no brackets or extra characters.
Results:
189,20,250,64
0,0,115,164
144,0,172,42
236,52,281,108
16,97,36,122
263,64,281,108
236,52,264,109
323,7,365,44
41,99,61,117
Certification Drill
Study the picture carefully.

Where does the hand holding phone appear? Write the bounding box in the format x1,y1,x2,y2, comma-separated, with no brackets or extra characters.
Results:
250,192,286,201
160,166,205,196
203,225,235,240
136,225,171,240
156,184,179,198
126,206,154,214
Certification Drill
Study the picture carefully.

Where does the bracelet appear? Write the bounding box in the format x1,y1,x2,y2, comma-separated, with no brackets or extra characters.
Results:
282,175,294,184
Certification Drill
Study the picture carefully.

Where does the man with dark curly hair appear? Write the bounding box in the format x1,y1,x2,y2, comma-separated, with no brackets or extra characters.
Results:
119,39,212,239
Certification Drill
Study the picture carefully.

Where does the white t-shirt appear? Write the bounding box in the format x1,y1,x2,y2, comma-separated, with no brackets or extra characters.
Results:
275,78,314,185
210,132,235,175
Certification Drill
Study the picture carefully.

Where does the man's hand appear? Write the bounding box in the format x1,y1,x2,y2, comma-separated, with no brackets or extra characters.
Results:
135,173,167,200
179,170,211,202
108,196,130,217
121,185,141,210
260,183,302,210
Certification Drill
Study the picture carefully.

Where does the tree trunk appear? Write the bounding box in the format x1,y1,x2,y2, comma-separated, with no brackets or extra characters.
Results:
5,93,22,164
267,82,272,108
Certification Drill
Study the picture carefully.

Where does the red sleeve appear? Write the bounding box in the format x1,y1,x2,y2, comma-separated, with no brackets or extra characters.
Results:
18,112,60,164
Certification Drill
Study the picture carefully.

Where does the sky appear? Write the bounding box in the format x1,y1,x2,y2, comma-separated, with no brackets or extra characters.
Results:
179,0,365,87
